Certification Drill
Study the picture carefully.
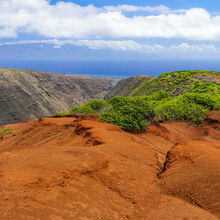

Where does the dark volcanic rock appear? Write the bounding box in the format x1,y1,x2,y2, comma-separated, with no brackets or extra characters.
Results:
0,68,116,125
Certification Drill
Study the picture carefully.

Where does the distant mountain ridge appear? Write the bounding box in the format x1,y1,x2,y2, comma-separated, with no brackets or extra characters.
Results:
0,68,116,125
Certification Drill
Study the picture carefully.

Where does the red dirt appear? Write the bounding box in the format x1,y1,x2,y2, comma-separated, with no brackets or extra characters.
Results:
0,112,219,219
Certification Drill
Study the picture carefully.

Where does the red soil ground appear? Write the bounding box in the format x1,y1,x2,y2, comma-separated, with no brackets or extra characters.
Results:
0,112,220,219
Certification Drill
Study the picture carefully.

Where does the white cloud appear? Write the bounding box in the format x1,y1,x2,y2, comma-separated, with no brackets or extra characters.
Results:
53,45,61,49
0,1,220,41
0,0,220,41
169,43,218,52
0,39,219,56
0,27,16,38
103,5,170,13
74,40,142,51
0,39,143,51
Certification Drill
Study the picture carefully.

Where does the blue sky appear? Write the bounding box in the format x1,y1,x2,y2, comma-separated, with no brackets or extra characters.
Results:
1,0,220,60
51,0,220,11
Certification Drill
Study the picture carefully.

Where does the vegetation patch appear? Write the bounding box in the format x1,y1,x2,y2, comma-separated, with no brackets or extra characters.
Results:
100,96,155,131
191,82,220,94
155,97,209,123
0,128,12,140
55,99,109,116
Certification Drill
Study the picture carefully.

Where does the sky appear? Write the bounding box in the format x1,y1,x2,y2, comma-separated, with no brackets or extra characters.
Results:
1,0,220,60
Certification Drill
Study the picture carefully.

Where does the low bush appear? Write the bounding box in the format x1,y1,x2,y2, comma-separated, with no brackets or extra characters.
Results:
147,91,171,101
69,99,108,114
55,99,109,116
71,105,96,114
180,93,218,110
0,128,12,135
100,97,155,131
108,96,130,106
192,83,220,94
85,99,108,112
0,128,12,140
155,97,208,123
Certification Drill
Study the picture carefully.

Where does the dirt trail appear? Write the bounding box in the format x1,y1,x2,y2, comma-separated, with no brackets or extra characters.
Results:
0,113,219,219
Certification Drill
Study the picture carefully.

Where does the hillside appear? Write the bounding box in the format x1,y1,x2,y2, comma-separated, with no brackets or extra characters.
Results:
0,112,219,219
0,68,116,125
105,75,150,100
105,70,220,99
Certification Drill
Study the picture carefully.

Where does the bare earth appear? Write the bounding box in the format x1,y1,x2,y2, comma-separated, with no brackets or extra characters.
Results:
0,112,220,219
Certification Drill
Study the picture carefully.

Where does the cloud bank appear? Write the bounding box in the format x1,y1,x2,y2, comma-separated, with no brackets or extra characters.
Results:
0,39,219,56
1,0,220,41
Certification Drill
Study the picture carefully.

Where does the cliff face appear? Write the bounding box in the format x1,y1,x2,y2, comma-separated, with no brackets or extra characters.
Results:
0,68,116,125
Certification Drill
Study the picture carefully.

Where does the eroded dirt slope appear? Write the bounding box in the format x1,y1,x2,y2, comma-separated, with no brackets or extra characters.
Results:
0,113,219,219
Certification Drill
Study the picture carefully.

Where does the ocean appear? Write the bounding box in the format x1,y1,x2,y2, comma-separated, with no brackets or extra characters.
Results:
0,60,220,78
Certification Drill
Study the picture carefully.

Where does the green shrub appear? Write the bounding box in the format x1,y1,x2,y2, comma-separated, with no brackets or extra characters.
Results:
100,97,155,131
0,128,12,139
191,83,220,94
107,96,130,106
148,91,171,101
71,105,96,114
0,128,12,135
155,97,208,123
180,93,217,110
71,99,108,114
86,99,107,112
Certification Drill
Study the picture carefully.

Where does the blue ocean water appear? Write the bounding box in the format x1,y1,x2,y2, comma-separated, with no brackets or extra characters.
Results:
0,60,220,78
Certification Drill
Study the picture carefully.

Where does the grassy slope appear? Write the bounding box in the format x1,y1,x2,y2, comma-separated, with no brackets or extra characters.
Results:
107,70,220,98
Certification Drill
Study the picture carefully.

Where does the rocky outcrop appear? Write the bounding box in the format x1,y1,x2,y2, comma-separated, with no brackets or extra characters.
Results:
0,68,116,125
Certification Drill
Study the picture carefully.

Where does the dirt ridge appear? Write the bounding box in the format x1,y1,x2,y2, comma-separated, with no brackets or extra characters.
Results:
0,113,219,219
